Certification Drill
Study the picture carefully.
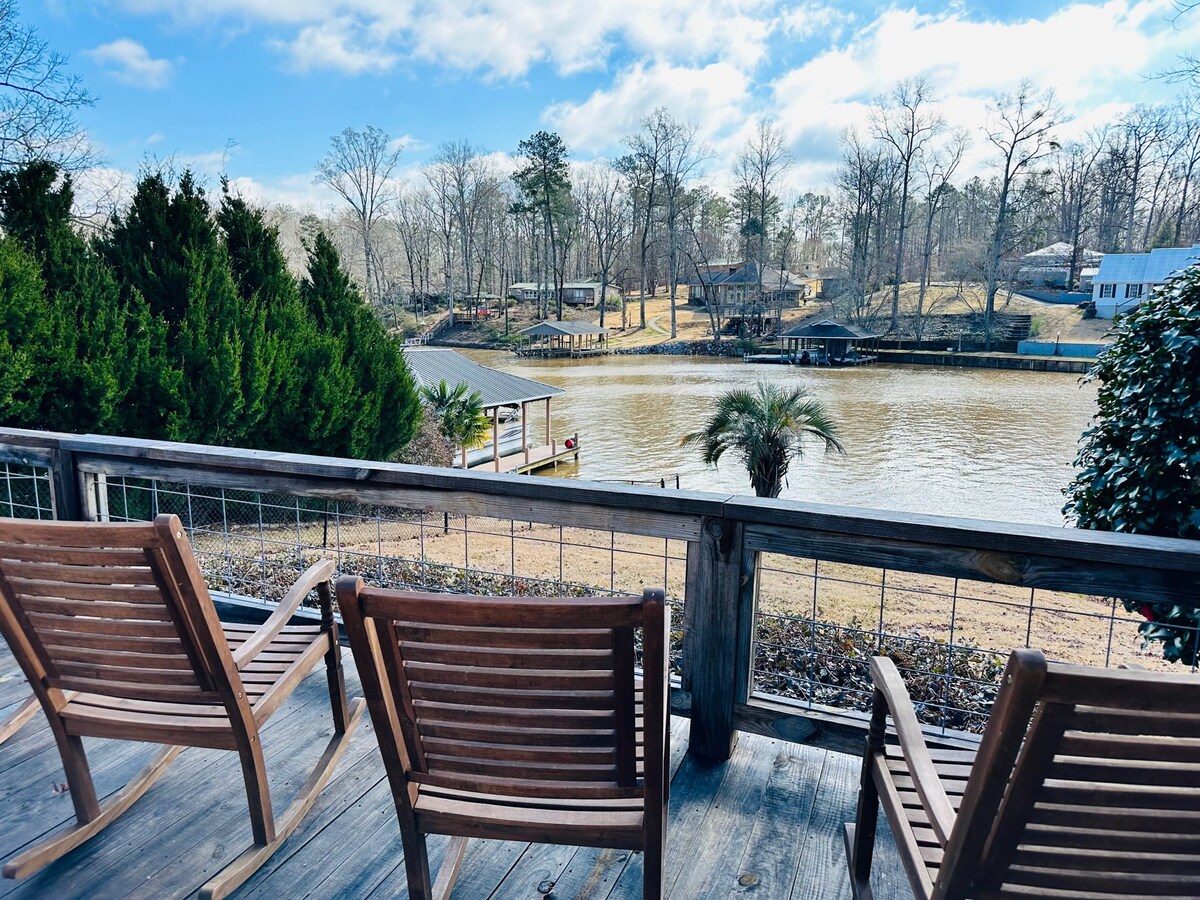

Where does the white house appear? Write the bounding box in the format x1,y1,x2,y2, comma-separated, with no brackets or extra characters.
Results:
506,281,622,307
1016,241,1102,288
1090,245,1200,318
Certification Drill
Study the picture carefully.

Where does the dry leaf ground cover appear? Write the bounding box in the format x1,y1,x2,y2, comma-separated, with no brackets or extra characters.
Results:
191,518,1173,733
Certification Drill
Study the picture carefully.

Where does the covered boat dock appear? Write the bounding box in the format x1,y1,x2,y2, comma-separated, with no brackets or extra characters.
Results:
402,348,579,473
515,321,609,358
772,318,880,366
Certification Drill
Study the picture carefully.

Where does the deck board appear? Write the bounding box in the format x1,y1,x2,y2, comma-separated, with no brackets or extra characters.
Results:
0,639,910,899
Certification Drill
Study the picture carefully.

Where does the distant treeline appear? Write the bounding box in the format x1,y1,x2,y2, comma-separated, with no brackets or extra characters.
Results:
0,162,420,459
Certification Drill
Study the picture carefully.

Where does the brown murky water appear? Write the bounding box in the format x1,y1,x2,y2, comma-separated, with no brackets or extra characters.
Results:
464,350,1099,527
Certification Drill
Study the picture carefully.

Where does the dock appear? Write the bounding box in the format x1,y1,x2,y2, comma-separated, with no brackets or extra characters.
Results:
874,349,1093,373
467,434,580,474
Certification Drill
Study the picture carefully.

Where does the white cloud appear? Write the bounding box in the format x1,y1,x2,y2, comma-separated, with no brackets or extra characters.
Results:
84,38,174,89
225,172,342,210
272,17,398,74
545,61,751,154
768,0,1200,190
780,2,848,40
113,0,777,79
389,133,427,152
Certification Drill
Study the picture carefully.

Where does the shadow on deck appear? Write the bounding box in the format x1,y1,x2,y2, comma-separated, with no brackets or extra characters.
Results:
0,641,909,900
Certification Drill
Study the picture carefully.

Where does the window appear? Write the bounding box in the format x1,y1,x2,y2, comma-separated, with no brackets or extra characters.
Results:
1125,284,1144,299
1099,283,1115,298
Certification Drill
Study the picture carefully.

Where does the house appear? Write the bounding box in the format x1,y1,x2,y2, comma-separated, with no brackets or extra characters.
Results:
684,260,810,308
1015,242,1102,288
506,281,622,307
1090,244,1200,318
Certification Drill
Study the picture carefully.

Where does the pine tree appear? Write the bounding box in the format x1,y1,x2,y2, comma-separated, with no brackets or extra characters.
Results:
300,231,420,459
102,170,263,445
0,161,179,435
0,238,50,425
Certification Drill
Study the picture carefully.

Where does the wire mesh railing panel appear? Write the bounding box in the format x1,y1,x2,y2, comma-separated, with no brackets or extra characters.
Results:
0,462,53,520
753,550,1197,734
98,476,689,672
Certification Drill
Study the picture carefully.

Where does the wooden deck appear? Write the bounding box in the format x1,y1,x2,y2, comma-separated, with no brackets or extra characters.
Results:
0,640,910,900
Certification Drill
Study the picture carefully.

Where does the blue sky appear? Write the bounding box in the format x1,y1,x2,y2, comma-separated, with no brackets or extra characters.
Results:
29,0,1200,209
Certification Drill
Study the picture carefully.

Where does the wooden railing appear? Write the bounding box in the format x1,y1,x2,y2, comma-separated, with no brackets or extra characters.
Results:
2,427,1199,761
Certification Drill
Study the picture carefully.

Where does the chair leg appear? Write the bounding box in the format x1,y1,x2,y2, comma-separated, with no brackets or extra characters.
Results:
844,825,876,900
432,836,470,900
400,831,434,900
198,697,365,900
643,840,665,900
318,581,351,733
846,743,882,900
0,695,38,745
3,743,183,880
239,734,276,847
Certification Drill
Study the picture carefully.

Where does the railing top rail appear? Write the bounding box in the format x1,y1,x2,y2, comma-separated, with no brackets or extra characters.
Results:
729,495,1200,574
2,427,1198,579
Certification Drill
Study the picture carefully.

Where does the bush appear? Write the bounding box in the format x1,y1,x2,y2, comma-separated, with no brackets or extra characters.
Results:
1064,263,1200,663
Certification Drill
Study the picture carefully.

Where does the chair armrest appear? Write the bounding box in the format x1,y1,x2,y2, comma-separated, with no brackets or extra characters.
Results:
870,656,956,845
232,560,336,667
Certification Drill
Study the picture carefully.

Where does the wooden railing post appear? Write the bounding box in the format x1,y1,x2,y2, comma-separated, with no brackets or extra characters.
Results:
685,515,754,761
48,449,83,521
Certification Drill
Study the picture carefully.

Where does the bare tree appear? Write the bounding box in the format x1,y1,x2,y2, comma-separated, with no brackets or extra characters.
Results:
733,119,792,302
619,113,669,328
427,141,501,320
982,83,1061,349
837,129,899,326
1168,91,1200,245
1053,130,1105,289
0,0,94,171
578,161,629,328
913,130,967,345
316,126,401,304
1117,105,1171,251
421,159,458,325
871,77,944,332
654,112,707,338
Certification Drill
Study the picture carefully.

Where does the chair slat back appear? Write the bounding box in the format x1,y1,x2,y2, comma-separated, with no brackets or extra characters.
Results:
0,516,239,712
944,656,1200,899
349,587,656,800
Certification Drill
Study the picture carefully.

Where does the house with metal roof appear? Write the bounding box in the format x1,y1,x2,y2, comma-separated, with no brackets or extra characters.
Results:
684,260,809,308
1091,245,1200,317
402,348,578,473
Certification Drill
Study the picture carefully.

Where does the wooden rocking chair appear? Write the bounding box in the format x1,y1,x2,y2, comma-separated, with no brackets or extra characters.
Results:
846,649,1200,900
0,514,365,899
337,578,670,900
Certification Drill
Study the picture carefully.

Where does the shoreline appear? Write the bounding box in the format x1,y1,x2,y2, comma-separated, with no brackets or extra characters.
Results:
429,337,1097,371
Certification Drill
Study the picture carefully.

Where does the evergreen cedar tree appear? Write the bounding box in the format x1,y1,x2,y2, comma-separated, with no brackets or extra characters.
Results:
0,161,420,461
1065,263,1200,664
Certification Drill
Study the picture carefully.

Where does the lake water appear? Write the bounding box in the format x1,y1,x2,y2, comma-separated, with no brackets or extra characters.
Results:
464,350,1100,527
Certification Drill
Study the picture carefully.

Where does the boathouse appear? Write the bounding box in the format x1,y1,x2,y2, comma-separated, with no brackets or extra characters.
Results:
779,318,880,365
514,321,609,358
402,347,577,473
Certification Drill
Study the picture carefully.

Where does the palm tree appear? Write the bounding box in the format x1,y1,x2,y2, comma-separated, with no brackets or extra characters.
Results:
681,382,844,498
420,380,490,453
